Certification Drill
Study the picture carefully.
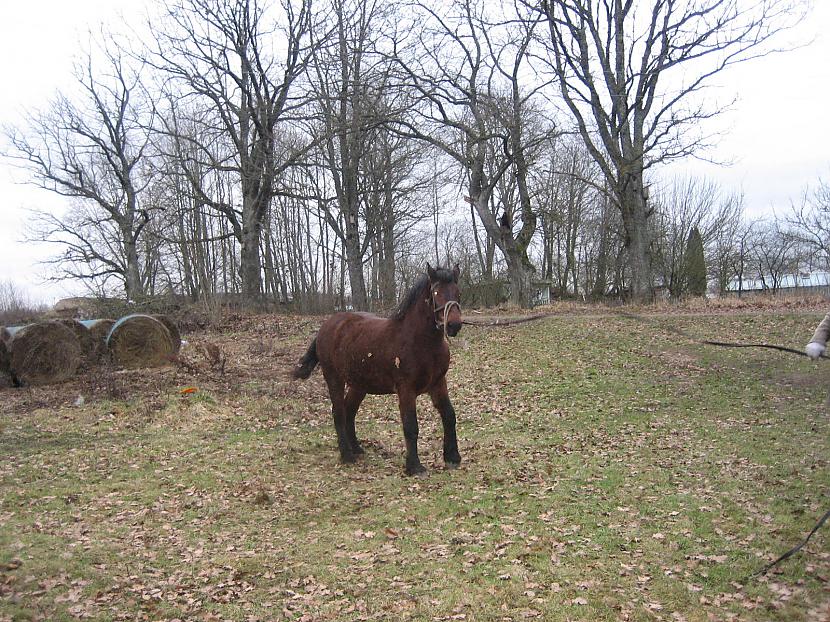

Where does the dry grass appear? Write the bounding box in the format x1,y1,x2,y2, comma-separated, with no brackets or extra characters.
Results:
0,307,828,621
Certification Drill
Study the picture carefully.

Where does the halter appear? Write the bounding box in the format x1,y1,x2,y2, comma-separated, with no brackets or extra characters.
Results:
429,282,461,336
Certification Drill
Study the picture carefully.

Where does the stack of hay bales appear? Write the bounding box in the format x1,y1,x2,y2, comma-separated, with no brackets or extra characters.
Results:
0,313,180,387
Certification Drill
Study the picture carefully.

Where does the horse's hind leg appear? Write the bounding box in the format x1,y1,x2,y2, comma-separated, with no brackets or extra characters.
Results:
323,370,355,464
344,387,366,455
430,378,462,468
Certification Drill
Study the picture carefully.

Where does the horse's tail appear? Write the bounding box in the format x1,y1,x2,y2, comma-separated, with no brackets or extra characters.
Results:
292,336,319,380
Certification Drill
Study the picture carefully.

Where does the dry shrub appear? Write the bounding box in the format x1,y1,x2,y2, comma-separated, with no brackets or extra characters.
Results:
200,342,226,374
151,314,181,353
107,314,175,369
79,319,116,364
703,293,828,312
5,321,82,386
638,293,829,315
0,280,46,326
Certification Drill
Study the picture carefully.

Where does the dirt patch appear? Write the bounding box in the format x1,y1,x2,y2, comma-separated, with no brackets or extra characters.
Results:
775,369,828,391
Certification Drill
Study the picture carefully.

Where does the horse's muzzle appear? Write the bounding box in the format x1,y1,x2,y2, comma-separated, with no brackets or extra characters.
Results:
446,321,462,337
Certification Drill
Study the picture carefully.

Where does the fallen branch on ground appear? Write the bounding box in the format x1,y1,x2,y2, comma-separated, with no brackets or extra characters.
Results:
751,508,830,579
462,313,555,327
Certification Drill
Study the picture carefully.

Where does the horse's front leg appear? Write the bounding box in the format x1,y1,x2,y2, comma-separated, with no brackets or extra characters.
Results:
397,389,426,476
429,378,462,468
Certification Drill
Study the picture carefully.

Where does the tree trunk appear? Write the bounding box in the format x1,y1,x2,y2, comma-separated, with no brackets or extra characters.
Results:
123,237,143,302
590,231,608,299
343,211,367,310
469,161,535,308
618,175,652,301
504,251,534,307
241,207,262,300
504,66,538,308
380,208,396,308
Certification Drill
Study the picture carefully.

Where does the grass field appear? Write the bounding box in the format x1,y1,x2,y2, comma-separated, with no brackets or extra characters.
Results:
1,308,828,621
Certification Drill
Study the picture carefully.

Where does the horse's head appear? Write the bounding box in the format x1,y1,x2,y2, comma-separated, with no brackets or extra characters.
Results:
427,263,462,337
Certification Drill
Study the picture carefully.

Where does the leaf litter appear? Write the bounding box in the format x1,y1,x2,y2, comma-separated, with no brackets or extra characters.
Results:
0,309,828,620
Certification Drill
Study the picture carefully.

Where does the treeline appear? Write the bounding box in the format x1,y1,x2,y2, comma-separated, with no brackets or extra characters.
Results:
4,0,821,310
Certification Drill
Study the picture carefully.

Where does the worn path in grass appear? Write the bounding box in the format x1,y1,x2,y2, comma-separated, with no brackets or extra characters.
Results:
1,310,828,621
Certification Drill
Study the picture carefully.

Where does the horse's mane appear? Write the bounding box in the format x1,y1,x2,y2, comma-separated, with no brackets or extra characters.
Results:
390,267,455,321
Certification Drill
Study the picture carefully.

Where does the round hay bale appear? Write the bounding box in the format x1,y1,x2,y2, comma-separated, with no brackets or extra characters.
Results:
54,318,97,367
107,314,175,369
5,321,82,386
0,335,11,386
79,319,116,364
151,314,181,354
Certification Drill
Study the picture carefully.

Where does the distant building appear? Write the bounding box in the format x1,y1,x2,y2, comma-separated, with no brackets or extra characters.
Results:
532,280,556,306
53,297,99,318
725,271,830,296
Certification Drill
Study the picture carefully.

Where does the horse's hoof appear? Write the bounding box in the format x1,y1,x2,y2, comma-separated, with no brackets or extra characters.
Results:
406,464,428,477
352,445,365,456
340,453,357,464
444,460,461,470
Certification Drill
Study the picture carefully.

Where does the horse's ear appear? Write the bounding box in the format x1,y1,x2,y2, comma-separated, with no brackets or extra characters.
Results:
426,263,437,281
452,263,460,283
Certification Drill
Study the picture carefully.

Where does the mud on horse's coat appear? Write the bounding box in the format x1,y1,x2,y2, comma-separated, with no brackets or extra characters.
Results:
293,264,463,475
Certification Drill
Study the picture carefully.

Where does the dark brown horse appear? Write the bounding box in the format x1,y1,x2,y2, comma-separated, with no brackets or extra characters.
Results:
292,264,463,475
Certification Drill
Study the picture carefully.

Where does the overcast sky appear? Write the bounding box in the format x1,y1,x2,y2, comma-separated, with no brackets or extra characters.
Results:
1,1,829,305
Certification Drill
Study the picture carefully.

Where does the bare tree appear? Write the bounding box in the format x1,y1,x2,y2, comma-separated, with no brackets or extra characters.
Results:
786,175,830,270
584,190,624,298
4,43,155,301
144,122,241,300
308,0,408,310
536,136,600,296
751,217,799,292
721,218,756,296
361,127,434,309
708,200,748,295
392,0,554,307
536,0,805,300
650,177,742,298
148,0,314,301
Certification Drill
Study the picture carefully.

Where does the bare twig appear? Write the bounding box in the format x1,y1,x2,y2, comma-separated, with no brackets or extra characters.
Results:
751,509,830,579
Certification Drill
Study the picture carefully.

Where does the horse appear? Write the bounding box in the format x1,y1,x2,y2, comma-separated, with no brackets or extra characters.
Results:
292,264,463,475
